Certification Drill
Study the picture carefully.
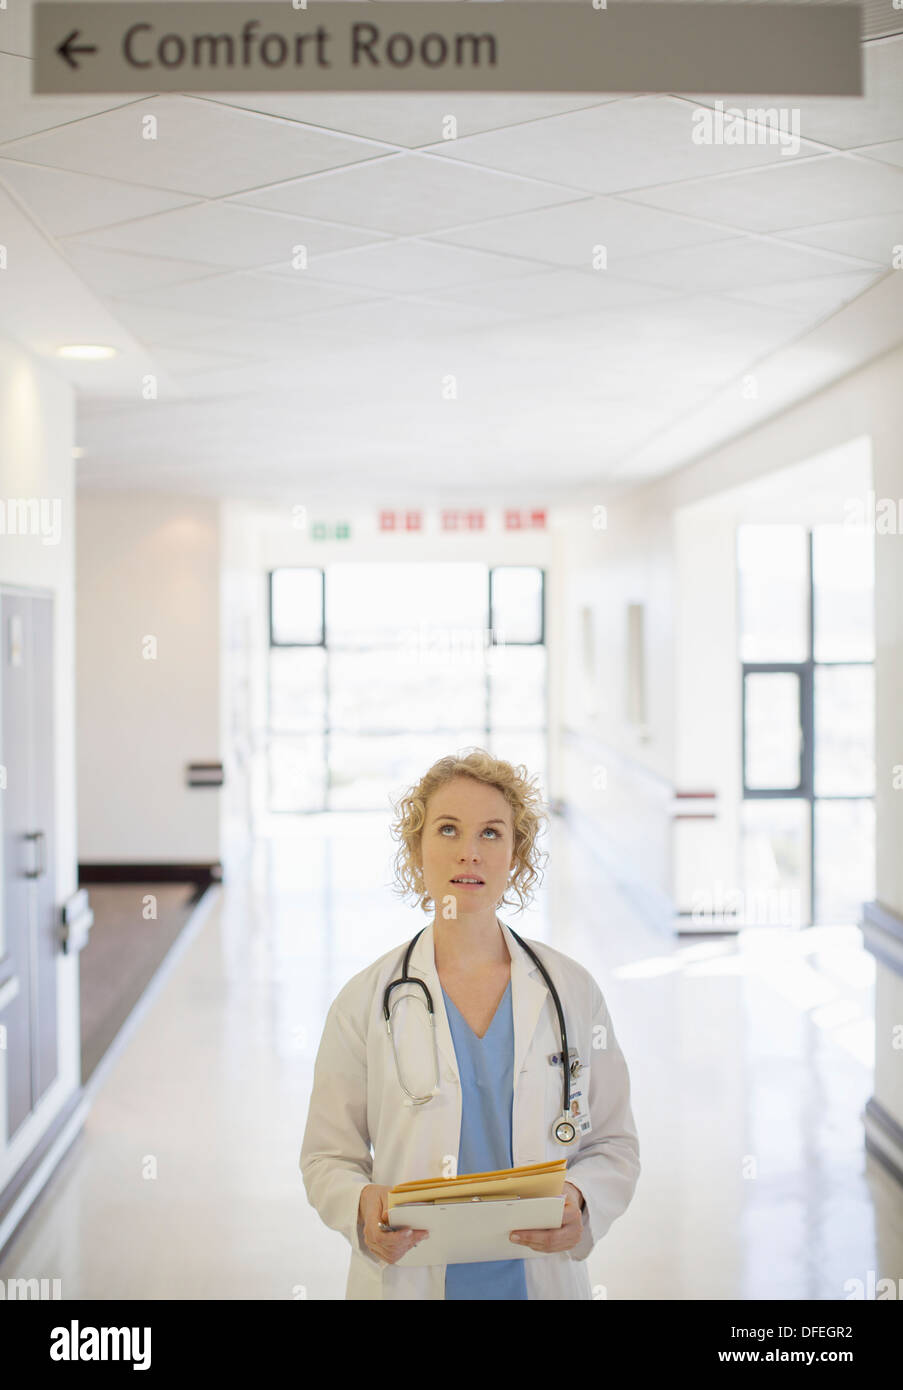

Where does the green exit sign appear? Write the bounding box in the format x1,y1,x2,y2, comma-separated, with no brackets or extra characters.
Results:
311,521,351,540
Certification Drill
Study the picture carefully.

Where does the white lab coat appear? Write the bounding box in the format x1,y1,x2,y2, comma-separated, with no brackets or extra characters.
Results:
299,918,640,1299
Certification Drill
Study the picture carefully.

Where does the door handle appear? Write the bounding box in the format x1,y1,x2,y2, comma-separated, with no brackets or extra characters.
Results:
24,830,46,879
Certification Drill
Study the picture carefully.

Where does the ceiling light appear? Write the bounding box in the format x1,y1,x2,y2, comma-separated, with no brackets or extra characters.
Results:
56,345,117,360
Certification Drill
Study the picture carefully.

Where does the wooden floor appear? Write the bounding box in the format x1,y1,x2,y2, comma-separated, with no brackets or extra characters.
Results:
79,882,201,1082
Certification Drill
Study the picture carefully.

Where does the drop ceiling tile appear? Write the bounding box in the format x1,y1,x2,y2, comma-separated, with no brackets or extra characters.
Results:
176,319,351,360
0,158,195,237
106,303,237,345
570,292,811,353
428,297,801,381
271,295,516,342
64,242,224,296
0,53,139,144
429,193,735,269
614,235,879,292
151,348,260,374
853,138,903,170
723,270,885,318
196,92,615,146
415,267,679,318
233,151,585,234
623,154,903,234
778,212,903,268
0,182,162,365
65,200,387,269
682,39,903,151
0,5,30,58
2,94,395,198
116,270,383,321
291,238,545,293
421,95,827,196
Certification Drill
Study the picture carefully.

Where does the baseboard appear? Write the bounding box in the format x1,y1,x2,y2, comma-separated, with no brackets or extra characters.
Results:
78,863,223,899
863,1095,903,1189
861,899,903,977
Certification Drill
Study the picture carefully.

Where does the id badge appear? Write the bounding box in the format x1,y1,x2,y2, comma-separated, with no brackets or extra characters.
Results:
570,1056,592,1135
551,1051,592,1136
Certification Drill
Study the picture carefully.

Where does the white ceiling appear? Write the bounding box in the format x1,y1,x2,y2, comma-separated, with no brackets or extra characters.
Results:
2,4,903,504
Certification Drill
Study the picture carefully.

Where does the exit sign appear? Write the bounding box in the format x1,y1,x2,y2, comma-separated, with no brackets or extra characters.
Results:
311,521,351,540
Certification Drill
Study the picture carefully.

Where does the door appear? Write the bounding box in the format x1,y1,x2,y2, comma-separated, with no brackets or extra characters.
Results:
0,589,58,1141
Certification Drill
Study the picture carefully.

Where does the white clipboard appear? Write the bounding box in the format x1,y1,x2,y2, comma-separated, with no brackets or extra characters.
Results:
388,1196,565,1266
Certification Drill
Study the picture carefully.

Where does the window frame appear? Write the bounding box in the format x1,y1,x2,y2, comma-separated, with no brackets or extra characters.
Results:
739,528,874,925
266,562,548,812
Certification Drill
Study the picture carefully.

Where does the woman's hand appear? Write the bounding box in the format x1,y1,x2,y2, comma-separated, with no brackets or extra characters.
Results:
359,1184,429,1266
508,1180,585,1253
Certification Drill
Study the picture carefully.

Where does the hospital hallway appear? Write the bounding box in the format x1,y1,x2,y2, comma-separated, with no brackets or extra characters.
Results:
3,0,903,1319
0,810,899,1300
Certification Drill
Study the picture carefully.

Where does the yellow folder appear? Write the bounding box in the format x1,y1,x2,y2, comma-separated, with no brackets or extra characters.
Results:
387,1159,567,1209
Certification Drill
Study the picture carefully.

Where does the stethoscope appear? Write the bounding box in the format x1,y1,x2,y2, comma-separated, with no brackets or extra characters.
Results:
382,924,580,1147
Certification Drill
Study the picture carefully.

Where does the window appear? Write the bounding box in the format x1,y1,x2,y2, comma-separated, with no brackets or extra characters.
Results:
267,563,547,812
738,524,874,925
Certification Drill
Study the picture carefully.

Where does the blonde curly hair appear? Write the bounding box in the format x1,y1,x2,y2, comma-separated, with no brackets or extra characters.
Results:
389,747,548,915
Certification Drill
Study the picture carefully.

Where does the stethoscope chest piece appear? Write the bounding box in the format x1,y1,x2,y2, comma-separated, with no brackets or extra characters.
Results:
553,1117,578,1146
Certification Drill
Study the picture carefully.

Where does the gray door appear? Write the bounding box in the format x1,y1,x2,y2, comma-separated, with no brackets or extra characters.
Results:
0,590,58,1140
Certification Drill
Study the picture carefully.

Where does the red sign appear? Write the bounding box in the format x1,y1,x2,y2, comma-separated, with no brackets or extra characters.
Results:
379,510,422,531
441,510,485,531
504,509,546,530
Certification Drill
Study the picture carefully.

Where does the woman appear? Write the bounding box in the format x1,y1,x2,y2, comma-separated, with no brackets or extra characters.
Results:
300,748,640,1300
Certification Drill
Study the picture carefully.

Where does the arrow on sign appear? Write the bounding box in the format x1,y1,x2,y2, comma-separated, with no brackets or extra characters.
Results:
56,29,98,69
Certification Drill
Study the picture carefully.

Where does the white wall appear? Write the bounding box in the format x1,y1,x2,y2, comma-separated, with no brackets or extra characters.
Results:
76,492,221,863
552,494,677,927
220,499,267,864
0,337,80,1195
672,511,740,916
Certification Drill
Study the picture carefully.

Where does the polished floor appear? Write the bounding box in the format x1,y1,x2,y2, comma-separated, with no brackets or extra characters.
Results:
1,811,899,1299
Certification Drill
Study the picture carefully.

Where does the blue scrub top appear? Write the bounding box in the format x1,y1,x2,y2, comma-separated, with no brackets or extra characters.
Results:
441,979,529,1301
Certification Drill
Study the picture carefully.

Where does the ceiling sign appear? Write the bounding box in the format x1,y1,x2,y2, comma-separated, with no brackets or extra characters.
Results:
33,3,862,96
441,511,485,530
379,511,423,531
505,510,547,530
